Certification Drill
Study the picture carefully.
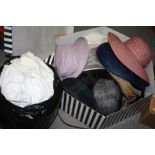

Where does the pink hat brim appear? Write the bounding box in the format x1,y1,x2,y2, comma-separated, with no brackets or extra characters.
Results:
108,32,149,83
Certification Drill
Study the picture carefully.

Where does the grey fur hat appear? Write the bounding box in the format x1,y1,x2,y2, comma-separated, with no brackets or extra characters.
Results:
93,78,122,116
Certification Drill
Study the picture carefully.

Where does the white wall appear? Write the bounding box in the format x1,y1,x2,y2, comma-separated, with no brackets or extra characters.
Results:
12,26,74,59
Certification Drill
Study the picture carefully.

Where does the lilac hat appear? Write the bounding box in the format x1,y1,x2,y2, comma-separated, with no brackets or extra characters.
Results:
55,37,89,81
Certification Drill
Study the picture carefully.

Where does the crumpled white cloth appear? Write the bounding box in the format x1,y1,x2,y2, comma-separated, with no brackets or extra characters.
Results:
0,52,54,108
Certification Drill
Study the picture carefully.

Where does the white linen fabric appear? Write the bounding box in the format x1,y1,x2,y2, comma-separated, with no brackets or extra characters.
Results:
84,32,108,48
84,48,105,71
0,52,54,108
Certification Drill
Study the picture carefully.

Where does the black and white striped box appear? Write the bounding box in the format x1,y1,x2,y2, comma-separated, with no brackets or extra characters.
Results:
4,26,12,54
60,91,151,129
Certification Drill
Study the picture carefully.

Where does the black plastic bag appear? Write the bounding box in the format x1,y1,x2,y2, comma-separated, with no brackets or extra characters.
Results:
0,64,62,129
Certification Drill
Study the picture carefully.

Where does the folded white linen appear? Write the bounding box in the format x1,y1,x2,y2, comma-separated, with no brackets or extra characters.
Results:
0,52,54,108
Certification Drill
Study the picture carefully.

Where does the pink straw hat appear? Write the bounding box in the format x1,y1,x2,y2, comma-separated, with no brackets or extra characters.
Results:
108,32,153,83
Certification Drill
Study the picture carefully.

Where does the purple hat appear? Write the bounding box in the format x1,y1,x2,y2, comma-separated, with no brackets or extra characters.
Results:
55,37,89,81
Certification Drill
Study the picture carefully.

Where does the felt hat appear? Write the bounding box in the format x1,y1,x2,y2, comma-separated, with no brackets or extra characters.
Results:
96,42,149,91
55,37,89,81
78,69,123,115
93,78,122,116
109,72,142,98
108,32,153,83
109,72,144,106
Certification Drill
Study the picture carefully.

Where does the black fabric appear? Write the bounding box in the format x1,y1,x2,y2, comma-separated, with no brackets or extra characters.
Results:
62,78,98,110
78,69,111,89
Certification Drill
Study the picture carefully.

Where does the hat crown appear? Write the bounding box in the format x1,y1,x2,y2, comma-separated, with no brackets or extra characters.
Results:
124,36,153,67
108,32,149,84
55,37,89,80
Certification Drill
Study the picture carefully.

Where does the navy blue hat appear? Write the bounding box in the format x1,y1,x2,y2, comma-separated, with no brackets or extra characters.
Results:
96,42,149,91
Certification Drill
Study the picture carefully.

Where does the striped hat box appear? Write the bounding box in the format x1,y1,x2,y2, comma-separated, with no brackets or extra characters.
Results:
4,26,12,54
44,53,151,129
60,90,151,129
44,54,151,129
44,53,55,66
47,26,155,128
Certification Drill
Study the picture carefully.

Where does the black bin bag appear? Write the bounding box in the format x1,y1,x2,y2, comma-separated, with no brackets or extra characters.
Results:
0,63,62,129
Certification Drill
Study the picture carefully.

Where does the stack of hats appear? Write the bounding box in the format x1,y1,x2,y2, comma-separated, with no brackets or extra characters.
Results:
96,32,153,99
55,32,153,116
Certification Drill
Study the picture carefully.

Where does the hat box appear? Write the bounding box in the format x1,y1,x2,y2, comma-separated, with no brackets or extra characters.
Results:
48,26,155,129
